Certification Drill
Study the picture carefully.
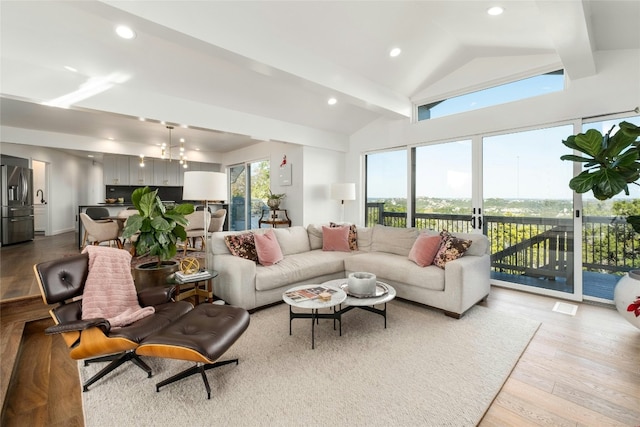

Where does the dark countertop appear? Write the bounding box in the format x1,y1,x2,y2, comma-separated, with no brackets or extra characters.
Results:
79,204,134,208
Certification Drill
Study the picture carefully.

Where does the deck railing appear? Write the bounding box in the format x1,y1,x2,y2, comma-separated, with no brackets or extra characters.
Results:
366,203,640,278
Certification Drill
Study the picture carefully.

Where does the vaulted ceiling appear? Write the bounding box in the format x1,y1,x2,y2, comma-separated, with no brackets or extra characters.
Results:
1,1,638,158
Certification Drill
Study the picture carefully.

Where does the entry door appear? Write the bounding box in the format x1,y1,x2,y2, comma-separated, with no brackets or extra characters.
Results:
482,124,577,299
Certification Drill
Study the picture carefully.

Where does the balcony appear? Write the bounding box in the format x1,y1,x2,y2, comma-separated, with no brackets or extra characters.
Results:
366,203,640,300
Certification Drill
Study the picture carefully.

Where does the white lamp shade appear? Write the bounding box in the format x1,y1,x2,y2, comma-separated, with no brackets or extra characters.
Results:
331,183,356,201
182,171,227,202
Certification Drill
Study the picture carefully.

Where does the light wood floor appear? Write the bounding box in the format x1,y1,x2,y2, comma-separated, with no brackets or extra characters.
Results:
1,233,639,426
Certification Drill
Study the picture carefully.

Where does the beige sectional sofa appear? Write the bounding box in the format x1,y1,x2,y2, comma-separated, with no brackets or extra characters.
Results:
209,224,490,318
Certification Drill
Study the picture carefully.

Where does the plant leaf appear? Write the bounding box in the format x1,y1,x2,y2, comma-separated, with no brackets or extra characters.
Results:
574,129,604,157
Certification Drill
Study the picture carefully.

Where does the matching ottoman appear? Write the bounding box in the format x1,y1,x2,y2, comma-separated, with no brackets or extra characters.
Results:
137,303,250,399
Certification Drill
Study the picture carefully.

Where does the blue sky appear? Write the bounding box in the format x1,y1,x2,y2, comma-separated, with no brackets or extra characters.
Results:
367,118,640,201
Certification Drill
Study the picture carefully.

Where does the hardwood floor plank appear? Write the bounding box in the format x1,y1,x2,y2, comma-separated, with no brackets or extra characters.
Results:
500,378,629,427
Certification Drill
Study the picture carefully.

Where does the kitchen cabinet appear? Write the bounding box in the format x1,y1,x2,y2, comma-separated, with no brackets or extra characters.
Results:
129,157,154,186
103,155,130,185
153,158,184,186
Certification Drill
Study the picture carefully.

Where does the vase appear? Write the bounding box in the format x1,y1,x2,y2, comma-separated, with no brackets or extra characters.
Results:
614,270,640,330
133,260,179,292
267,198,280,210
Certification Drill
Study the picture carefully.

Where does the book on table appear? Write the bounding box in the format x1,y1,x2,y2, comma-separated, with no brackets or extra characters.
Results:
284,286,337,302
175,270,212,283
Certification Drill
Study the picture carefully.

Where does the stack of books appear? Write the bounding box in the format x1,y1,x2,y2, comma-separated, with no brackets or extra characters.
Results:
175,270,212,283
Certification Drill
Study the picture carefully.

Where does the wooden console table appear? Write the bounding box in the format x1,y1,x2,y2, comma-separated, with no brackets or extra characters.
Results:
259,209,291,228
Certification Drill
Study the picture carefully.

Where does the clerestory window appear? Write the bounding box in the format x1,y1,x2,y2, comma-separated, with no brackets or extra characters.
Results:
417,70,564,121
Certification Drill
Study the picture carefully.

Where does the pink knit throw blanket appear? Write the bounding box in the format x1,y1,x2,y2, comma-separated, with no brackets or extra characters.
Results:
81,246,155,328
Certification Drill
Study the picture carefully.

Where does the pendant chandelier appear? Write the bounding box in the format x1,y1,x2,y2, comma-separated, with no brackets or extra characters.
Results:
161,125,188,168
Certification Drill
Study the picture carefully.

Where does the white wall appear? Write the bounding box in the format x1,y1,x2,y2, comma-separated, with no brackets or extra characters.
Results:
0,142,100,235
302,146,344,226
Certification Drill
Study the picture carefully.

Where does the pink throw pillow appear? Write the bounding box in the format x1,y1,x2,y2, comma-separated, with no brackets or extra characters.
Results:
254,229,283,266
322,225,351,252
408,234,441,267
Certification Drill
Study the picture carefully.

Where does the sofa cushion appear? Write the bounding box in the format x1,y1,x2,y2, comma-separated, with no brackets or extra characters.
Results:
433,231,472,268
255,250,350,291
345,252,445,291
408,233,441,267
355,227,372,252
330,222,358,250
273,226,311,256
254,229,283,266
371,224,418,256
307,224,324,250
452,232,489,256
322,225,351,252
224,233,258,262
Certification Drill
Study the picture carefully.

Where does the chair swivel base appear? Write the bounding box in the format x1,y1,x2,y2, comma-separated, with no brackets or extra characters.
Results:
156,359,238,399
82,350,152,392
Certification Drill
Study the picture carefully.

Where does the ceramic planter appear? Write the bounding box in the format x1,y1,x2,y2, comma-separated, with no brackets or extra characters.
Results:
614,270,640,330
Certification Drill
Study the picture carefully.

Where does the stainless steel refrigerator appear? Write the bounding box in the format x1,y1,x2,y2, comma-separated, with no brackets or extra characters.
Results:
1,165,34,245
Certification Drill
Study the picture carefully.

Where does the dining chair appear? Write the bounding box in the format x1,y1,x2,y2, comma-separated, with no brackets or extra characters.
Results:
81,207,111,247
80,212,123,249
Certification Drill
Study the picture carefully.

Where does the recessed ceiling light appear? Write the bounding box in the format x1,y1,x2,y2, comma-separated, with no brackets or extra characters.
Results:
115,25,136,39
328,98,337,105
138,117,146,121
64,65,78,72
389,47,402,57
487,6,504,16
108,137,114,141
87,154,94,158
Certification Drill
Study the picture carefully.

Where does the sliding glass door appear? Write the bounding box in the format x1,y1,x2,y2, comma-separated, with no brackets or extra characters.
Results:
229,160,270,231
581,117,640,301
413,140,473,232
482,125,577,298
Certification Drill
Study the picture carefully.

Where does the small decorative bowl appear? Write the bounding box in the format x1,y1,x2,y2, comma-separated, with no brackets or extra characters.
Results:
105,198,117,204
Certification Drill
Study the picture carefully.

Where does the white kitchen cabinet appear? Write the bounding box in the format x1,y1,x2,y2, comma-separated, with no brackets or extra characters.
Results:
153,158,183,186
103,155,130,185
129,157,154,186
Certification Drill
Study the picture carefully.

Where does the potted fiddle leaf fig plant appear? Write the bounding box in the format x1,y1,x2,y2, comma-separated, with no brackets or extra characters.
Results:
122,186,194,289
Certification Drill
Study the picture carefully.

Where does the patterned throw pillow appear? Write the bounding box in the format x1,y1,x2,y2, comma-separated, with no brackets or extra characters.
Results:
433,230,472,269
330,222,358,251
224,232,258,262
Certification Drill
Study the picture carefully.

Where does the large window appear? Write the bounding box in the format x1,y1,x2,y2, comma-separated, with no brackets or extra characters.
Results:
365,149,407,227
414,140,472,232
417,70,564,121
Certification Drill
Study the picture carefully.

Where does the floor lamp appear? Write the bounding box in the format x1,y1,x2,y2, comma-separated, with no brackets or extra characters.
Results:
331,183,356,223
183,171,227,269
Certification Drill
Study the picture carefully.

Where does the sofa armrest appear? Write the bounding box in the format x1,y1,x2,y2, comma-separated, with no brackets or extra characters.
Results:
45,318,110,335
443,254,491,315
137,285,177,307
209,253,258,310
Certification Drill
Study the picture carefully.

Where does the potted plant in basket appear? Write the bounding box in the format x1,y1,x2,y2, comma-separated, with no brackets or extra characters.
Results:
560,119,640,329
122,186,194,289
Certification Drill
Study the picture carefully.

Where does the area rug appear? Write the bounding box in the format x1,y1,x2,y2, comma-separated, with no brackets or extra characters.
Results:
79,300,539,427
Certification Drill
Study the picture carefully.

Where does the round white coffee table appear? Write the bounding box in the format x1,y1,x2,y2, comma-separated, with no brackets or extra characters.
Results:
322,278,396,333
283,284,346,349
